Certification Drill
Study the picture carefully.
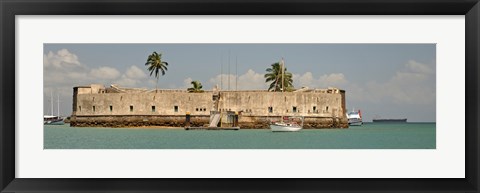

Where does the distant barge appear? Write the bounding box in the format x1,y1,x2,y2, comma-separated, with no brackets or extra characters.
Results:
372,118,407,123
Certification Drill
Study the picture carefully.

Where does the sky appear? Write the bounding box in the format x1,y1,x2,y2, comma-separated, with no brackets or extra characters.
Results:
44,44,436,122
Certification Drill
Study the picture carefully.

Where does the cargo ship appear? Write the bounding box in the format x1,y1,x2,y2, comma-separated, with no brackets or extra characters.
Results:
372,118,407,123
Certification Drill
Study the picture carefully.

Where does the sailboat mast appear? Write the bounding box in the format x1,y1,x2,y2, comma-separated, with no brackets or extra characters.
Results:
235,56,238,91
51,91,53,116
57,93,60,116
281,58,285,122
220,54,223,90
228,50,230,91
281,58,284,92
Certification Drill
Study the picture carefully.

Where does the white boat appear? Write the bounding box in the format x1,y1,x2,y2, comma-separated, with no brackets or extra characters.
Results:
44,115,65,125
346,109,363,126
44,91,65,125
269,58,303,132
270,118,303,132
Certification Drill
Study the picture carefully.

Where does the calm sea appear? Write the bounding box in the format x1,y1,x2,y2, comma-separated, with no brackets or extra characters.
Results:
44,123,435,149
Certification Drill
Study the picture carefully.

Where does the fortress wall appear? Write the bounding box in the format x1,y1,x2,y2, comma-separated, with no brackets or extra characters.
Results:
71,85,348,128
218,91,344,117
74,92,214,116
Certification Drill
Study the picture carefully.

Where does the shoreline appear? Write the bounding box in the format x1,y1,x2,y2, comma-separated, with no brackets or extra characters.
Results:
45,125,355,130
119,126,184,129
46,124,185,129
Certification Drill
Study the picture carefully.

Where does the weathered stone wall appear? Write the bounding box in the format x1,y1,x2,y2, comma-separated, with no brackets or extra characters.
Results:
74,90,214,116
238,116,348,129
70,85,348,128
70,115,209,128
218,91,344,118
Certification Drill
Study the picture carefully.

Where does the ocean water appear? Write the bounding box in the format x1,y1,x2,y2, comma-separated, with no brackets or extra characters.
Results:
44,123,435,149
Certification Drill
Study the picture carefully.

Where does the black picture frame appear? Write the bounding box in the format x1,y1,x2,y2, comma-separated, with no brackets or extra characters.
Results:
1,0,479,192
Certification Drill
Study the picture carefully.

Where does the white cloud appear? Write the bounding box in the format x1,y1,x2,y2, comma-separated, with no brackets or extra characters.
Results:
319,73,348,86
125,65,147,79
90,66,121,80
183,77,193,89
405,60,434,74
293,72,348,88
112,77,139,87
208,69,348,91
209,69,268,90
113,66,150,87
44,49,81,68
346,60,435,105
288,60,434,105
238,69,268,90
44,49,152,89
296,72,314,87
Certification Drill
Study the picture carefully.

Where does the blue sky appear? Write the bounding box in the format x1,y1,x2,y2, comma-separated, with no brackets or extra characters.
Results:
44,44,435,122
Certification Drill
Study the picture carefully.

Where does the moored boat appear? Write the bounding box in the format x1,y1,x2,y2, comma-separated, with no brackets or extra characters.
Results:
268,58,303,132
44,91,65,125
44,115,65,125
270,122,302,132
346,109,363,126
270,116,304,132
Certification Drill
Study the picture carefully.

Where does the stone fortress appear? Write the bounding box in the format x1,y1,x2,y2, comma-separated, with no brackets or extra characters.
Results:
70,84,348,128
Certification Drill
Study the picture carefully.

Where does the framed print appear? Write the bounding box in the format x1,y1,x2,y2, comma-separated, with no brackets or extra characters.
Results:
1,0,479,192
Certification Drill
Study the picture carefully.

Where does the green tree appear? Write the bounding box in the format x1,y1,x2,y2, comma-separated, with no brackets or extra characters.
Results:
264,62,294,92
187,80,204,93
145,51,169,92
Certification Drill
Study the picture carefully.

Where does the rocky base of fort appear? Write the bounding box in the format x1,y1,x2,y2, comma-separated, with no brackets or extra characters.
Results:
70,115,209,128
238,116,348,129
70,115,348,129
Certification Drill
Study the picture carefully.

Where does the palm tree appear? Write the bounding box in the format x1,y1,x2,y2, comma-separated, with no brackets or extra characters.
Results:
187,80,204,93
145,51,169,92
264,62,294,92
